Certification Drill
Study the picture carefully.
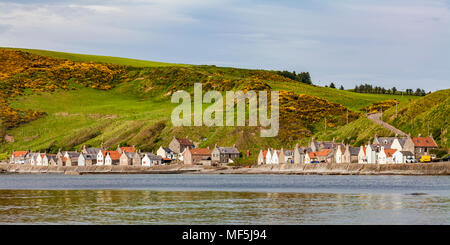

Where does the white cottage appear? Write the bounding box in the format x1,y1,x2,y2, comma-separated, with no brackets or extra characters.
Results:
366,145,379,164
265,149,272,165
358,146,367,164
156,146,175,160
392,150,415,163
335,145,344,163
96,151,105,165
257,150,265,165
377,147,397,164
142,153,163,166
270,150,280,164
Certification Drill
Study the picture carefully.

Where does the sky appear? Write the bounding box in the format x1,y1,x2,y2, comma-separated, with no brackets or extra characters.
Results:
1,0,449,91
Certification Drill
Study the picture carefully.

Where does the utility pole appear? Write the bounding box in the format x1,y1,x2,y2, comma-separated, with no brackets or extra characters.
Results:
346,109,349,125
395,103,398,118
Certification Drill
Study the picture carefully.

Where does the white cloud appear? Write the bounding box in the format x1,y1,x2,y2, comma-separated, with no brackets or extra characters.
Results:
68,4,122,13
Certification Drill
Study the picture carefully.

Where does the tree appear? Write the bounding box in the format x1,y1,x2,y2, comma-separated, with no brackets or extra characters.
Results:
329,82,336,88
339,85,344,90
415,88,422,96
276,71,313,85
297,72,312,85
392,87,397,95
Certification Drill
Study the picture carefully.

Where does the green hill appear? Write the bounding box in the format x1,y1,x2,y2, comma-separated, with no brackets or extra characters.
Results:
1,47,188,67
382,89,449,149
0,47,437,163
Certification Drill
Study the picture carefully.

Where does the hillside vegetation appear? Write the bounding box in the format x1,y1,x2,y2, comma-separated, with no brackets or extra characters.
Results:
382,89,449,148
2,47,187,67
0,48,437,160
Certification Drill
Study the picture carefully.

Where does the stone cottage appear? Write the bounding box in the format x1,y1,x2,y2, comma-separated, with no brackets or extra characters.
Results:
169,136,195,154
211,145,240,164
183,147,212,165
411,134,438,158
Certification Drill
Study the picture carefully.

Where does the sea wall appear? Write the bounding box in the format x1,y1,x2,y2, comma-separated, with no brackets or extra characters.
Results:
1,162,449,175
0,164,218,175
232,162,450,175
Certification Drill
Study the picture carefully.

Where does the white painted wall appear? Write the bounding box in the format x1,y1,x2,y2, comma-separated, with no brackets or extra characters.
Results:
97,151,104,165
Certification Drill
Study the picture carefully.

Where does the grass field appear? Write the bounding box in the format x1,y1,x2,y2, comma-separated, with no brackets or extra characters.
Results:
269,81,418,111
382,89,449,148
1,47,188,67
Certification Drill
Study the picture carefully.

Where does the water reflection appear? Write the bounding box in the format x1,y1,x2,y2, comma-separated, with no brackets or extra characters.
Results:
0,190,448,224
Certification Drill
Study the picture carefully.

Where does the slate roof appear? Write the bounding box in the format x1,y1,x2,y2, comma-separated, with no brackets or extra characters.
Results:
85,147,101,155
375,137,396,145
216,147,239,154
284,150,294,156
65,151,80,158
400,151,414,156
47,154,58,162
397,137,408,147
123,152,135,159
142,153,162,160
81,153,96,160
163,147,173,153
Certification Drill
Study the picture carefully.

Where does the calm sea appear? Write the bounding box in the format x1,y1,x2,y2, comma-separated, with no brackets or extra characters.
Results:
0,174,448,224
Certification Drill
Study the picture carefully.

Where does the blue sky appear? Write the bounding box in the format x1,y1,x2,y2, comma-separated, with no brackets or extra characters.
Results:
1,0,449,91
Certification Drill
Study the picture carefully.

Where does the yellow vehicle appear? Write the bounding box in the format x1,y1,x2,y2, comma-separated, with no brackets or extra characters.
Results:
420,155,431,163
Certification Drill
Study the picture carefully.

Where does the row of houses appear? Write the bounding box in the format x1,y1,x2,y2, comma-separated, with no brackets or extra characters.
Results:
160,136,241,165
9,145,163,167
257,134,438,165
9,136,242,167
9,134,438,167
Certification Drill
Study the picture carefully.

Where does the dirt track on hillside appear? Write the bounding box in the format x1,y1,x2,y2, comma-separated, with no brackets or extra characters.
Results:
367,112,407,136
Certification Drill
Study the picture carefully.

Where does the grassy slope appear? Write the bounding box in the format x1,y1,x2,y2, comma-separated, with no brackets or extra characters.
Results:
1,47,188,67
0,48,432,159
269,81,416,111
382,89,449,148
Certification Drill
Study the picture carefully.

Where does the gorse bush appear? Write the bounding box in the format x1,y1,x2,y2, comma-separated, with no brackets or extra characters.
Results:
360,99,399,113
278,91,359,143
0,49,126,128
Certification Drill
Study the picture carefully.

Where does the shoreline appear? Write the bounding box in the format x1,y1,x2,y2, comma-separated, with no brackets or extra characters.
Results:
1,162,449,176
